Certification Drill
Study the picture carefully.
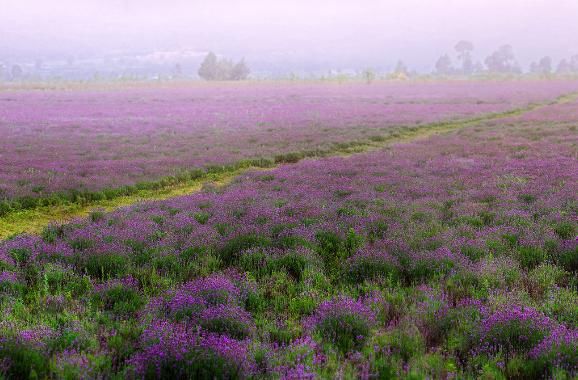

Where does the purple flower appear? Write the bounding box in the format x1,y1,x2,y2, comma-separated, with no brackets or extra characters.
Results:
0,271,19,284
304,296,376,352
476,305,557,357
128,320,254,378
529,326,578,374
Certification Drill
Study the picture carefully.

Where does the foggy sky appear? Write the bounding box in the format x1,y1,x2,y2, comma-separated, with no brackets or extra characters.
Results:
1,0,577,71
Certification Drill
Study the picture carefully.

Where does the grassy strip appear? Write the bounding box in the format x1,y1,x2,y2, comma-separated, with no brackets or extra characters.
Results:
0,168,261,239
1,92,576,239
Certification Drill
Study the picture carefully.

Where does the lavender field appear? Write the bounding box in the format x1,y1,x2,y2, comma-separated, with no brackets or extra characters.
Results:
1,81,577,213
0,79,576,379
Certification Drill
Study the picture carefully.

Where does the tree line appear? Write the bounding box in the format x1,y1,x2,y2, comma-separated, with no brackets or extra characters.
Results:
433,40,578,76
197,52,250,81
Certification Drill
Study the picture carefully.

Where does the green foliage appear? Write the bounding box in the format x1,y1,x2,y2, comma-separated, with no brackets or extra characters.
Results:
89,210,106,223
193,211,210,225
517,246,546,270
460,245,486,261
348,257,400,284
554,244,578,273
377,322,425,362
93,285,144,316
0,340,50,379
9,248,31,266
218,234,271,265
541,288,578,326
317,314,371,353
70,238,93,252
82,253,128,280
142,349,242,380
201,317,252,340
41,224,65,243
367,219,388,243
553,221,575,240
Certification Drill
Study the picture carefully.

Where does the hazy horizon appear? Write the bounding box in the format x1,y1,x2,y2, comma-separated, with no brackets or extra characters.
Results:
1,0,578,73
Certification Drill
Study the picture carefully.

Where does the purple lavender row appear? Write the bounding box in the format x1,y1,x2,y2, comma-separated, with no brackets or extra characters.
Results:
1,80,577,201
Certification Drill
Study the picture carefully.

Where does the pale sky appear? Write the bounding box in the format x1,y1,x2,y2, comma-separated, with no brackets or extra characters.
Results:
1,0,577,70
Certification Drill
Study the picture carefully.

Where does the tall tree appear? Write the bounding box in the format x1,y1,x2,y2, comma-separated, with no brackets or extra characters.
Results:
230,59,250,80
10,64,23,80
362,68,375,84
557,59,571,74
198,52,218,80
530,56,552,75
485,45,520,74
435,54,453,75
455,40,474,74
394,60,408,75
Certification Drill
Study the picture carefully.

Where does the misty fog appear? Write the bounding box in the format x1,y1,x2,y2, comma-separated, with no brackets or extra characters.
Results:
1,0,577,77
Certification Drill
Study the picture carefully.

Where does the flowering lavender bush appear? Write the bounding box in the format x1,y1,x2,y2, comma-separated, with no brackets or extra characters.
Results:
92,276,144,316
181,273,244,306
304,297,376,352
347,245,401,283
128,320,254,379
199,305,255,339
529,326,578,376
0,326,55,379
475,306,557,358
240,247,318,281
0,271,22,296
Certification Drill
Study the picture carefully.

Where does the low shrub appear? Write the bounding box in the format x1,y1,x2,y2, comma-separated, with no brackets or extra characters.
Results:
304,297,376,353
129,321,252,379
0,339,50,379
528,326,578,378
476,306,555,359
93,277,144,316
553,221,575,240
200,305,255,339
516,246,547,270
347,248,400,283
218,234,271,265
82,253,128,280
240,248,316,281
553,240,578,273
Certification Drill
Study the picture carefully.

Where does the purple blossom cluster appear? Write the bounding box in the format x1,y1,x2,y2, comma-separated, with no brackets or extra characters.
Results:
93,275,140,294
128,319,255,378
304,296,377,332
272,336,324,379
529,326,578,374
476,305,557,356
0,271,18,284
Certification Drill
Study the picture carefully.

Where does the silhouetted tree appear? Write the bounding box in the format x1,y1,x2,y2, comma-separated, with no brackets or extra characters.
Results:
230,59,250,80
10,64,23,80
362,68,375,84
172,63,183,78
485,45,520,74
435,54,453,75
455,40,474,74
198,52,250,81
530,56,552,75
394,60,408,75
216,58,234,80
198,52,219,80
557,59,571,74
557,55,578,74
